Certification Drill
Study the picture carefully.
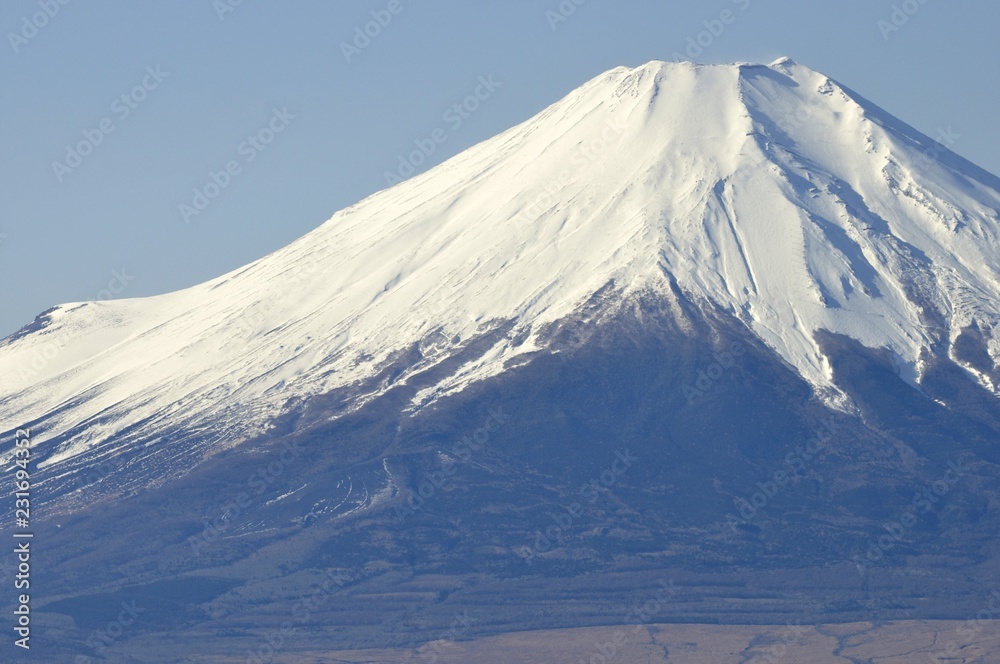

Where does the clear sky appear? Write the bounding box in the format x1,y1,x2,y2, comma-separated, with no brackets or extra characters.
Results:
2,0,998,337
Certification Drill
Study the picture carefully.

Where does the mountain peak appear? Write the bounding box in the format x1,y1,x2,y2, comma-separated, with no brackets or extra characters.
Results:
3,59,1000,471
613,57,811,83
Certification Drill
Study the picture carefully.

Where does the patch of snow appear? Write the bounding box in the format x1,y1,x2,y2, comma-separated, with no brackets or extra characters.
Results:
3,59,1000,472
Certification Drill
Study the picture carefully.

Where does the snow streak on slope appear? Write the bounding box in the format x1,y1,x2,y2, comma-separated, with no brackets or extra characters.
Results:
2,58,1000,475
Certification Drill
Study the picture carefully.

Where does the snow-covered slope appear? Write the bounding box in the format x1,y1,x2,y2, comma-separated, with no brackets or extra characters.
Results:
4,58,1000,474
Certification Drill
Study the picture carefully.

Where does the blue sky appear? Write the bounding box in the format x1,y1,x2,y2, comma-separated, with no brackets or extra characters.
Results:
2,0,998,337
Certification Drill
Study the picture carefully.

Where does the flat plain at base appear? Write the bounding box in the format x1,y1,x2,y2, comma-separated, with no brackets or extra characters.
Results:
139,620,999,663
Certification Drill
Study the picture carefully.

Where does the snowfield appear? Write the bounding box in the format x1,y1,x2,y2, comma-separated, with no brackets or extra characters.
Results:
3,58,1000,473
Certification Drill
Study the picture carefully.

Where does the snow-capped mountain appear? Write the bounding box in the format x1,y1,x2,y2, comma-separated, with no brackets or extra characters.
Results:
8,59,1000,661
3,57,1000,496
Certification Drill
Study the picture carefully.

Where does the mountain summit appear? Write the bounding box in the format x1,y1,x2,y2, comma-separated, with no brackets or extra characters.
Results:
4,59,999,482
